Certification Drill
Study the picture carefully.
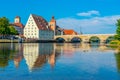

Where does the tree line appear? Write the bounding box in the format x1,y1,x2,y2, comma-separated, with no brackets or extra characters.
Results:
115,19,120,40
0,17,18,37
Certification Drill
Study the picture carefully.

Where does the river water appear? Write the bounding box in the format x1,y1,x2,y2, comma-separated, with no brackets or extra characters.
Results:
0,43,120,80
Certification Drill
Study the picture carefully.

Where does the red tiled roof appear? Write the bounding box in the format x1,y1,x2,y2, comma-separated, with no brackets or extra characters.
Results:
63,29,77,35
11,23,24,28
14,23,24,28
32,14,49,30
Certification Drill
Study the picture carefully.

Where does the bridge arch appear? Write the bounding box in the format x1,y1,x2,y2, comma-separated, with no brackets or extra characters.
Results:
89,36,100,43
54,34,115,43
105,36,115,43
56,37,66,43
71,37,82,43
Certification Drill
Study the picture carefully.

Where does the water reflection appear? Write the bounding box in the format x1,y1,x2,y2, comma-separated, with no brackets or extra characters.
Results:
55,43,112,53
0,43,118,68
14,44,23,68
115,53,120,72
0,43,61,72
23,43,57,71
1,43,120,80
0,43,18,68
114,47,120,72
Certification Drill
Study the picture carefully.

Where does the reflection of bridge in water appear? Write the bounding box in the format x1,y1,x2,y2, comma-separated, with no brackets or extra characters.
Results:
55,34,115,43
55,43,114,54
13,43,117,72
1,43,120,72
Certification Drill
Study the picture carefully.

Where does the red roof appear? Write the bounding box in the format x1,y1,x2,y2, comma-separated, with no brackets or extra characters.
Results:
32,14,49,30
12,23,24,28
63,29,77,35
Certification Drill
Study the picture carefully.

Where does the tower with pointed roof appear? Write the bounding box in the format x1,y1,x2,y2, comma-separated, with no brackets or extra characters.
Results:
49,16,56,32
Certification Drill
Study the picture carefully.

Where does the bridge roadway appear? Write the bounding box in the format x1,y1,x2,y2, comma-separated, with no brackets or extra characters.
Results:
54,34,115,43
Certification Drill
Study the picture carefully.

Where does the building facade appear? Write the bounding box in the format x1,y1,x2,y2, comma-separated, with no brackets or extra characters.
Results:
11,16,24,35
24,14,54,40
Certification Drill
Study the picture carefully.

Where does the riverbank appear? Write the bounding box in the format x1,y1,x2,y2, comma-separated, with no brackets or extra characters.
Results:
109,40,120,47
0,39,18,43
0,39,57,43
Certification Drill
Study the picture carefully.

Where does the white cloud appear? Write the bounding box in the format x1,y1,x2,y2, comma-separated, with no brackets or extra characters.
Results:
77,10,100,17
57,15,120,34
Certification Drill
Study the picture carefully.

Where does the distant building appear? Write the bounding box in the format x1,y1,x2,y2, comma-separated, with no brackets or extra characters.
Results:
24,14,77,39
49,16,64,35
11,16,24,35
24,14,54,40
55,26,64,35
63,29,77,35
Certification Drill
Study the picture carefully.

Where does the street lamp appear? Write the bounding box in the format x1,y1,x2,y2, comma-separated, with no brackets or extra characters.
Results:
80,26,83,35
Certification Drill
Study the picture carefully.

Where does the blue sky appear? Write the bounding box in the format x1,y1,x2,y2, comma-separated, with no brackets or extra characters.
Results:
0,0,120,34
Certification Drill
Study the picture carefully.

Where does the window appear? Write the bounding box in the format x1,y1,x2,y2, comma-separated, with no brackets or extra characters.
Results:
51,24,53,26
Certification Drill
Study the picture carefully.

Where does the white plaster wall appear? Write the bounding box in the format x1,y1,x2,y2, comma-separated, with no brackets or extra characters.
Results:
24,14,39,39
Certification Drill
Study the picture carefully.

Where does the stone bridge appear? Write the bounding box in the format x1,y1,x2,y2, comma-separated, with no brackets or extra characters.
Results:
54,34,115,43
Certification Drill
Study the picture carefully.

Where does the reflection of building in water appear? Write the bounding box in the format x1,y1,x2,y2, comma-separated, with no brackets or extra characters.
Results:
48,53,55,68
23,43,57,71
14,44,23,68
23,43,39,71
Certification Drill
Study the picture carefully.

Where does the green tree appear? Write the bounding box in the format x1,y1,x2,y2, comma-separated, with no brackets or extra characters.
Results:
115,19,120,40
9,26,18,35
0,17,10,37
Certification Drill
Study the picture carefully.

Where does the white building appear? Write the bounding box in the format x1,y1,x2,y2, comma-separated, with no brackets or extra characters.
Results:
24,14,54,40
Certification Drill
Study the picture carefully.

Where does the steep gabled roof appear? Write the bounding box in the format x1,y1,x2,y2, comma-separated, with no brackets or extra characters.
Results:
31,14,49,30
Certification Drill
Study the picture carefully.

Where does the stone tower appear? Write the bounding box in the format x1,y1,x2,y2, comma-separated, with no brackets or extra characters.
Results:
14,16,21,23
49,16,56,32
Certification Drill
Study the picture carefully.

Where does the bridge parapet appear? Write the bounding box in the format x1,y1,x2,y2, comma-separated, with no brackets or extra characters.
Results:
54,34,115,43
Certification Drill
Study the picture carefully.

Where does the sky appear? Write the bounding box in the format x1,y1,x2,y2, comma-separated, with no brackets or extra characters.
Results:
0,0,120,34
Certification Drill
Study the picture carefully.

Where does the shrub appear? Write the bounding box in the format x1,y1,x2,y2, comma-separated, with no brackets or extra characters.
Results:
110,40,120,46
